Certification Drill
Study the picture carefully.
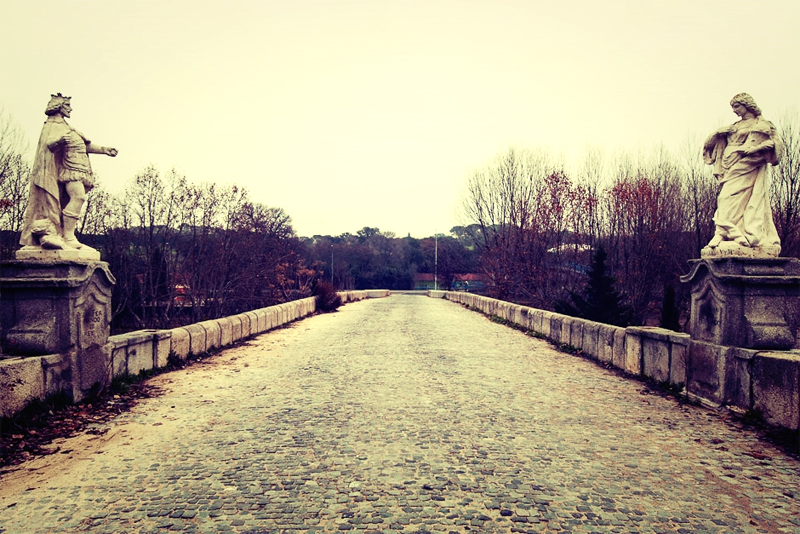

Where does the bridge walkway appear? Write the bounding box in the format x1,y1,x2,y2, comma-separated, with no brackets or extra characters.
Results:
1,294,799,533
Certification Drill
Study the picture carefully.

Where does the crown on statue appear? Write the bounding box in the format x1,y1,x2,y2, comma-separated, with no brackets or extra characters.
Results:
45,93,71,115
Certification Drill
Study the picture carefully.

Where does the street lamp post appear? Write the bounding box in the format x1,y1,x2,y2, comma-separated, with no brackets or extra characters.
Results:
434,233,438,291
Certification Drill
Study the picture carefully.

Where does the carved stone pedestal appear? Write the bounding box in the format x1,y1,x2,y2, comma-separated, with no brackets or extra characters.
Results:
0,260,116,401
681,257,800,350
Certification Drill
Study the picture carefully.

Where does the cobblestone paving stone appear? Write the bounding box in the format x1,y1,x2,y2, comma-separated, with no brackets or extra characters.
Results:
1,295,799,534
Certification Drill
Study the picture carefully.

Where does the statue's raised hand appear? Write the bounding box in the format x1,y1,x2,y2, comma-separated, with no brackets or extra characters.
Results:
106,147,118,157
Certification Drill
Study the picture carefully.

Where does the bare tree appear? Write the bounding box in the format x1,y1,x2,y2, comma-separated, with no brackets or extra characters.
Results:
459,146,593,307
599,147,690,323
0,112,30,259
679,134,717,256
80,179,117,236
772,110,800,258
574,146,606,250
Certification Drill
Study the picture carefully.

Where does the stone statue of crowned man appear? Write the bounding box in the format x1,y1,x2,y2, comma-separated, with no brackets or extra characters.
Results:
18,93,118,260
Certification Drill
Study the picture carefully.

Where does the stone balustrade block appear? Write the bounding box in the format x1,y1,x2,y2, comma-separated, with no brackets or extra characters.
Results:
752,352,800,431
170,328,190,360
0,356,45,418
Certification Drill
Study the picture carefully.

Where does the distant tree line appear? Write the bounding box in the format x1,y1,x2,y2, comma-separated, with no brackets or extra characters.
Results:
301,227,479,292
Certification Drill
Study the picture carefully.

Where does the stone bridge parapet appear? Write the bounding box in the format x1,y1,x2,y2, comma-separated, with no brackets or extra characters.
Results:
3,288,797,437
0,291,389,418
433,290,800,433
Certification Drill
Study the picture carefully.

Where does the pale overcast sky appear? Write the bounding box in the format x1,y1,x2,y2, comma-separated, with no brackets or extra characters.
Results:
1,0,798,238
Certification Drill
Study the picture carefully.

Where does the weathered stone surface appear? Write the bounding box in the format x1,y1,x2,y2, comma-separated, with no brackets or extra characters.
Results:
125,331,156,375
642,334,670,382
68,344,110,402
236,314,247,340
670,339,688,388
0,261,115,356
183,323,207,356
254,309,268,333
169,327,190,360
14,247,99,261
497,302,509,321
199,320,221,350
242,312,259,337
231,314,242,341
518,306,533,330
109,337,128,378
0,356,45,418
630,327,684,383
681,257,800,349
531,309,544,333
41,353,70,397
539,311,552,339
724,347,757,410
612,327,626,369
217,317,233,346
687,340,729,405
154,330,171,367
568,318,583,349
485,297,499,317
753,351,800,430
581,321,600,359
624,328,643,375
597,324,616,363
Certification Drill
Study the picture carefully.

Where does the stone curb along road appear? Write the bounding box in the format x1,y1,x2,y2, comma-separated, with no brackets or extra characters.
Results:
1,295,799,533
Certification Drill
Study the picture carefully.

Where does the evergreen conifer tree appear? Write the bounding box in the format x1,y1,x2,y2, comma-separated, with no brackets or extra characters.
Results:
554,245,632,327
659,284,682,332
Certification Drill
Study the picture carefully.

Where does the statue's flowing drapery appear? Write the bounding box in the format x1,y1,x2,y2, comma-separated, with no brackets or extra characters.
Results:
703,116,782,252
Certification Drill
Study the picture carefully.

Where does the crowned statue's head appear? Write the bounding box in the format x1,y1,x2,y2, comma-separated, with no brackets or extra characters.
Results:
730,93,762,118
44,93,71,116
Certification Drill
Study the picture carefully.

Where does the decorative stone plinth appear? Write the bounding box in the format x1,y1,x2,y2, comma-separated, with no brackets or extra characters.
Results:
681,257,800,350
0,260,116,401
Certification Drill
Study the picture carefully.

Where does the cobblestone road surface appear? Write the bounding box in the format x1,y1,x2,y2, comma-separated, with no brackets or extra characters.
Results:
1,295,799,534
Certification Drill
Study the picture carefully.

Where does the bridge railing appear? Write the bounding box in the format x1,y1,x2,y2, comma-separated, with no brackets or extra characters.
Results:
0,290,390,418
431,290,800,434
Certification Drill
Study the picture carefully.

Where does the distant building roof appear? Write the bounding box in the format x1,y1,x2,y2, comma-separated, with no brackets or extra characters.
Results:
453,273,485,281
547,243,593,254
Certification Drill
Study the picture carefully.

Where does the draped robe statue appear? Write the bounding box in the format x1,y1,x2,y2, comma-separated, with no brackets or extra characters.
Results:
702,93,782,258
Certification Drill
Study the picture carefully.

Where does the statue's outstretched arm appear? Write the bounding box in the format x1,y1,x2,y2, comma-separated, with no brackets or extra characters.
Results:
87,143,118,157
